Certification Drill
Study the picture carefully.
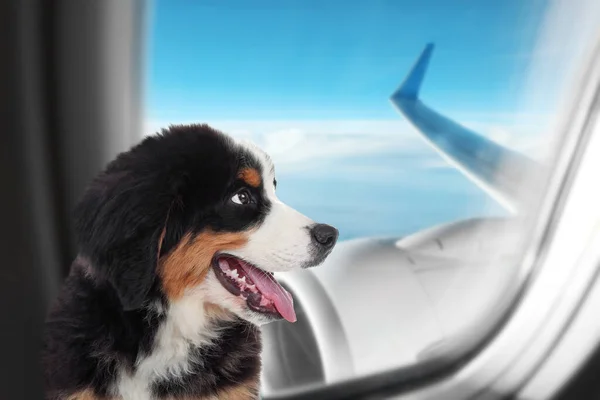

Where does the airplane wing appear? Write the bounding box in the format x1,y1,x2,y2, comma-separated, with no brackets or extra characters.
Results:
390,43,544,213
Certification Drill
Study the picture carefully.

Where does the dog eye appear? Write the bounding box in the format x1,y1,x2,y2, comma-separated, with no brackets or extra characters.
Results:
231,190,252,205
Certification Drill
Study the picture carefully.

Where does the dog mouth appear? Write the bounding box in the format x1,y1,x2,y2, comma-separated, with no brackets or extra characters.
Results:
211,254,296,323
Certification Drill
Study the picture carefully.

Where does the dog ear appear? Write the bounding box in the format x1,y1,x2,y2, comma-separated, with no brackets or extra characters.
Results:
74,169,179,310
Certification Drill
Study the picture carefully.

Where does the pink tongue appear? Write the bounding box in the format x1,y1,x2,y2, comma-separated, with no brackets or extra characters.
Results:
239,264,296,323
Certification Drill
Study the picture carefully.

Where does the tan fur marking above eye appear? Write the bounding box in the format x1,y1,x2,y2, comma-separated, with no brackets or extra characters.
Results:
238,168,262,188
159,231,248,299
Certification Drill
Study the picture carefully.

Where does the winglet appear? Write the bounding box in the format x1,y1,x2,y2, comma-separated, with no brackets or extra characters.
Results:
392,43,435,101
390,43,543,214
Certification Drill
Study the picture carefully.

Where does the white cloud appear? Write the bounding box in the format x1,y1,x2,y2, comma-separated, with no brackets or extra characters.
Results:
145,119,430,171
143,117,552,173
463,120,555,161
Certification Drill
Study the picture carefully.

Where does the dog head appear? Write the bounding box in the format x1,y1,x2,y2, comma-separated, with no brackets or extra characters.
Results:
74,124,338,325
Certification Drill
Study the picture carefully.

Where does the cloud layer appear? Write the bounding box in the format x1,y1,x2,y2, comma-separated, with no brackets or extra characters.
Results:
144,117,549,176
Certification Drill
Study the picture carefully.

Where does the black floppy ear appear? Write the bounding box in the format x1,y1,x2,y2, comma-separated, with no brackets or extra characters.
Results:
74,169,176,310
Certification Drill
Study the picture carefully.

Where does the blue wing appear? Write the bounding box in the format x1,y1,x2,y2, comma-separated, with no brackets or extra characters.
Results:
390,43,542,213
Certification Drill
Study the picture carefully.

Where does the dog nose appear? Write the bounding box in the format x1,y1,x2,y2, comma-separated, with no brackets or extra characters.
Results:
310,224,339,249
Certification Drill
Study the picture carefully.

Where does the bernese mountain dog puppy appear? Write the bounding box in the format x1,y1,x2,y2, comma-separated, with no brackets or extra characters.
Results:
42,124,338,400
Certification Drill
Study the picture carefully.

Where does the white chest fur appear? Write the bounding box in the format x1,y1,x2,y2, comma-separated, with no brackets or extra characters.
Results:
113,293,219,400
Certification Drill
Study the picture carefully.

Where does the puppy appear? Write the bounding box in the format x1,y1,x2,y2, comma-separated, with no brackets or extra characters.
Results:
42,124,338,400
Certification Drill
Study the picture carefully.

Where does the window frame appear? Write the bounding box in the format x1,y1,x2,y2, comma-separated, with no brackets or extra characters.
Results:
263,33,600,400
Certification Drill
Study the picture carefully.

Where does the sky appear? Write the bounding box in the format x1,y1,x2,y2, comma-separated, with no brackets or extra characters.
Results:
146,0,549,120
144,0,559,241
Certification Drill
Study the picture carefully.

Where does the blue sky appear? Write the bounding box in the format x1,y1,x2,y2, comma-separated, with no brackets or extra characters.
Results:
145,0,551,240
147,0,547,120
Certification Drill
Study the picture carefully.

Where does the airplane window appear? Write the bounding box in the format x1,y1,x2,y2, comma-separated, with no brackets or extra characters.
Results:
144,0,600,396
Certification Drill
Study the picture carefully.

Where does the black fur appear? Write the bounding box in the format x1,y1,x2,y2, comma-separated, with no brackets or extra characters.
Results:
43,125,268,399
43,259,164,398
